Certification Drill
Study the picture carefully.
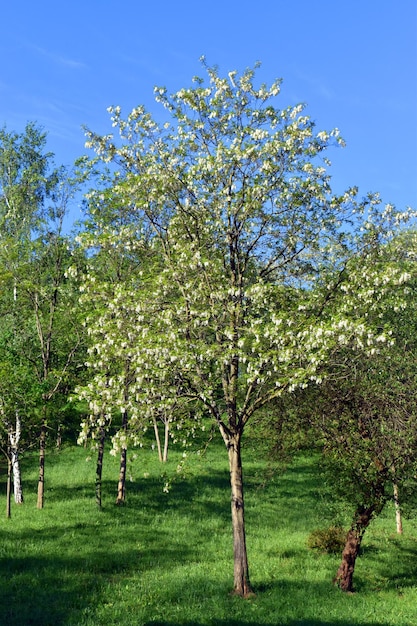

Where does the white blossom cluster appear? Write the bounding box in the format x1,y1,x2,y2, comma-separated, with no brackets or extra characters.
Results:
79,62,416,456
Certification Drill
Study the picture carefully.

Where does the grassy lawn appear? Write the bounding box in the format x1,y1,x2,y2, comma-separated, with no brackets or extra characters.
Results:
1,433,416,626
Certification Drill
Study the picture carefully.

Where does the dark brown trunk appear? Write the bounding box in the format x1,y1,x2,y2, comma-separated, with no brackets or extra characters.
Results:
95,426,106,508
334,499,384,591
227,434,254,597
37,420,47,509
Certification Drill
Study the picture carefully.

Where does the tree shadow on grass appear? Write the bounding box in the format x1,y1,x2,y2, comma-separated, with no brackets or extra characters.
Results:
145,622,386,626
0,522,194,626
140,577,391,625
135,571,394,626
0,519,403,626
144,622,387,626
6,451,415,625
356,534,417,591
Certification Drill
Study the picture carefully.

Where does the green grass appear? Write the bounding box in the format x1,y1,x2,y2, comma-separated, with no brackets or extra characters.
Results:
1,435,417,626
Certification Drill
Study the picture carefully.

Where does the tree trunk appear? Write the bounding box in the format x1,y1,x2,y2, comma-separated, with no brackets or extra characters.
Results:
115,409,128,505
37,420,46,509
116,447,127,505
153,414,170,462
6,448,12,519
95,426,106,508
227,434,253,597
10,411,23,504
163,418,169,463
56,423,62,449
153,415,163,462
334,499,384,592
11,448,23,504
393,482,403,534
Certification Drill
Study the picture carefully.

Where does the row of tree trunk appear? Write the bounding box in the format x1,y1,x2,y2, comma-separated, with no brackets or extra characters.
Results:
3,420,404,596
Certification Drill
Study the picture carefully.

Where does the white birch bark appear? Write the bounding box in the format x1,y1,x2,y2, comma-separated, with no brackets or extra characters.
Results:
393,482,403,534
9,411,23,504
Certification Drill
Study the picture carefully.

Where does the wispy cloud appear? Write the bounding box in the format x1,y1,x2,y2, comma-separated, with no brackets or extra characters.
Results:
25,42,87,70
294,69,337,101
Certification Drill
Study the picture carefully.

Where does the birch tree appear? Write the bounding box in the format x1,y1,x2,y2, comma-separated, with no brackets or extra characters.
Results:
83,62,414,596
0,124,87,508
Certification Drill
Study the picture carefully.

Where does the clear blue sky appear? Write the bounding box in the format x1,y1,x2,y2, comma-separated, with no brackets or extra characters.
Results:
1,1,416,226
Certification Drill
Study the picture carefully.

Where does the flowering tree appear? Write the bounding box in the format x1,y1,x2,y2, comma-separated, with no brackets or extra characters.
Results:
312,236,417,592
265,232,417,592
83,62,413,596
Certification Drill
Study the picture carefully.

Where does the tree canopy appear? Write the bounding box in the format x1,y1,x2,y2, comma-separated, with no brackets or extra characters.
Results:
80,62,415,595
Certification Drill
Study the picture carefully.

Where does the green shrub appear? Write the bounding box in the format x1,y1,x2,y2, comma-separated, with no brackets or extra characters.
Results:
307,526,347,554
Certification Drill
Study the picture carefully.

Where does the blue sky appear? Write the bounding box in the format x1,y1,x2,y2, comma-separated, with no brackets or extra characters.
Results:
1,1,416,227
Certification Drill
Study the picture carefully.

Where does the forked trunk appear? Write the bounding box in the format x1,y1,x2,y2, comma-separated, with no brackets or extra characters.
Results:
334,499,384,592
153,415,170,462
227,434,253,597
37,420,46,509
95,426,106,508
153,415,163,462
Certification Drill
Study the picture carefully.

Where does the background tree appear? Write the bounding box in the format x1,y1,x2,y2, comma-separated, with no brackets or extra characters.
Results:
75,185,150,506
0,123,87,508
0,122,53,504
281,236,417,592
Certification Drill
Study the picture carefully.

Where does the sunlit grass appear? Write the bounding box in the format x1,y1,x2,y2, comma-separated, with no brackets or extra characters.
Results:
0,434,416,625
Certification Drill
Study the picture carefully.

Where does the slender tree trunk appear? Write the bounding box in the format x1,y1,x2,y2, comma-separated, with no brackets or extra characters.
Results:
116,447,127,505
153,414,170,462
6,448,12,519
227,433,253,597
163,418,169,463
56,423,62,449
334,498,384,591
10,411,23,504
115,410,128,505
153,415,163,462
37,419,46,509
11,448,23,504
95,426,106,508
393,482,403,534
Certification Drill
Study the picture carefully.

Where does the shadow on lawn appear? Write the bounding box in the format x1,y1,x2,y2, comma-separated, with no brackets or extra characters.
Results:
361,534,417,591
0,521,194,626
4,452,415,625
144,620,387,626
0,522,404,626
142,615,389,625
